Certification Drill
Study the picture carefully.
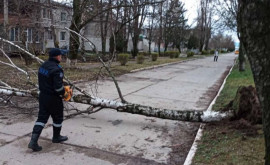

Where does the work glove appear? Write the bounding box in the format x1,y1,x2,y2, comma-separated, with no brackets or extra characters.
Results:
63,86,73,101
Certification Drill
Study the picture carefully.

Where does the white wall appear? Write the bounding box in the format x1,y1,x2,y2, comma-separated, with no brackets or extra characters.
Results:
128,37,156,52
83,36,110,52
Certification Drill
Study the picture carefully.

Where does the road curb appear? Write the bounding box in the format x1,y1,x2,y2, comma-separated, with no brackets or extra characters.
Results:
183,57,236,165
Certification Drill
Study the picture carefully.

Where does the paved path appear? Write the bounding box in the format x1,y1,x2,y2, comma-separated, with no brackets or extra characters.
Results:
0,53,236,165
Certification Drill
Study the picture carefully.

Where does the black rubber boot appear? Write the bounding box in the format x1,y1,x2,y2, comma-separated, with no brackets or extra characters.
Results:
52,126,68,143
28,133,42,152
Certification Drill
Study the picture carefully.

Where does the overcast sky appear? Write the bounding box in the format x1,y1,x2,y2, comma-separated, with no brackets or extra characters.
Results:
181,0,199,27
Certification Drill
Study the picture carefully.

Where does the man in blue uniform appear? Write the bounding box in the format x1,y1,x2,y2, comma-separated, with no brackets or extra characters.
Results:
28,48,71,152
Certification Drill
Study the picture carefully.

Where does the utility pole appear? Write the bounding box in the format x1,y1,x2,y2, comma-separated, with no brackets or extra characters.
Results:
4,0,9,33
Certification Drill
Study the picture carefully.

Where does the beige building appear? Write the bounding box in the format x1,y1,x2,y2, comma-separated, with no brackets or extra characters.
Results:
0,0,72,53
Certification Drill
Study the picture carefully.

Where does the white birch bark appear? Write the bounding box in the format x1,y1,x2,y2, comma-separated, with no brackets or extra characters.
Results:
0,87,229,122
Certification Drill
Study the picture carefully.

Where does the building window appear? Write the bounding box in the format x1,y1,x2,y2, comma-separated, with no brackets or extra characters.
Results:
33,30,40,43
27,28,32,42
43,8,47,18
61,12,67,22
60,32,66,41
10,27,20,41
42,8,51,18
47,31,53,40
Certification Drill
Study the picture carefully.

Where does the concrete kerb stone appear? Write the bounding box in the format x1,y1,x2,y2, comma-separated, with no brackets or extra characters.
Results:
183,57,236,165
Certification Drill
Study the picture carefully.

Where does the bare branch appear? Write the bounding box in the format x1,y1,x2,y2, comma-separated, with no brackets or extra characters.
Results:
64,27,127,103
0,37,44,64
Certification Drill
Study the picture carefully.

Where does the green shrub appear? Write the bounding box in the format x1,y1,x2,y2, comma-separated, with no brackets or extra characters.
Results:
137,54,144,64
164,51,179,58
117,54,129,66
221,50,227,53
202,50,209,55
210,50,215,54
187,52,194,57
151,53,158,61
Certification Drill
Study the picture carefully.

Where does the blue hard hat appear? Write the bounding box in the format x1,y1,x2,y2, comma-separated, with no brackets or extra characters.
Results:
49,48,65,57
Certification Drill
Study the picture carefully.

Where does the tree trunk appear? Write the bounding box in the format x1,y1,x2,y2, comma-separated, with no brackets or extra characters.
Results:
99,0,106,55
132,35,138,58
148,40,151,54
48,0,59,48
68,0,82,62
68,26,80,59
3,0,8,33
102,0,111,55
238,1,270,164
158,3,163,56
238,41,245,71
132,16,139,58
0,88,230,123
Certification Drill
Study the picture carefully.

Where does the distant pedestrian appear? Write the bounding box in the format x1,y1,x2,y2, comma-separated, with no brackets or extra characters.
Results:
214,49,219,62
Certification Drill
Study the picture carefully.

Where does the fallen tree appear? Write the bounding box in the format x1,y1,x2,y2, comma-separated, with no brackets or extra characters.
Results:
0,35,230,123
0,85,231,122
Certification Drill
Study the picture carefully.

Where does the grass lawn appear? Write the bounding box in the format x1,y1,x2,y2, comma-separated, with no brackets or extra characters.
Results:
192,122,265,165
212,61,255,111
0,56,191,84
192,60,265,165
64,57,190,81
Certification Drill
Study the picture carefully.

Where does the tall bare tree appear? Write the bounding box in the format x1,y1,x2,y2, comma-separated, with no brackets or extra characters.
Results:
197,0,213,51
99,0,112,55
215,0,245,71
238,1,270,164
209,32,235,51
157,2,163,55
48,0,59,48
129,0,147,57
146,0,157,54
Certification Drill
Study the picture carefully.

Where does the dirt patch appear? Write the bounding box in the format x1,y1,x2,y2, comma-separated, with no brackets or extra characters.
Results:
108,119,123,126
168,122,200,165
227,86,261,124
207,118,261,137
0,96,38,124
196,65,232,109
72,144,166,165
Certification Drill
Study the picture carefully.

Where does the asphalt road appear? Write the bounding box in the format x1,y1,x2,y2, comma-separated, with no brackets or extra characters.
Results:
0,53,236,165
